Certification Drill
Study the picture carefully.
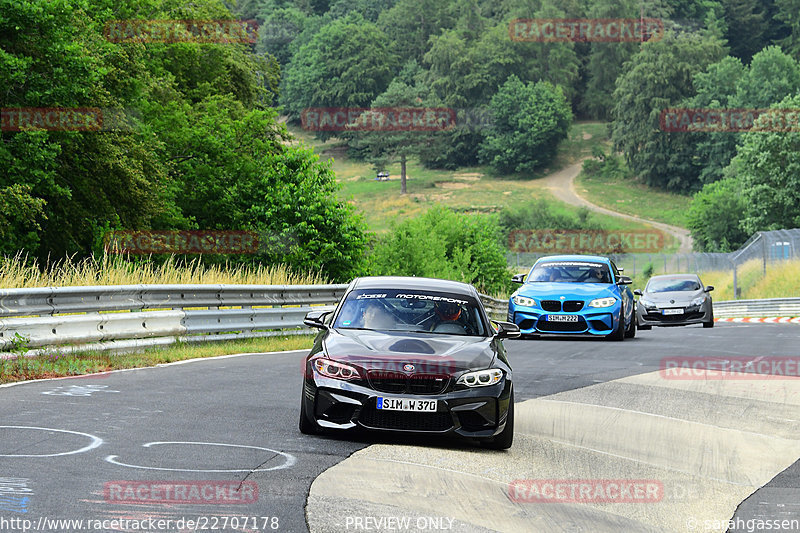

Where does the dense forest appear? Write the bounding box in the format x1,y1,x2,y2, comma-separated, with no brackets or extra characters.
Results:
2,0,800,289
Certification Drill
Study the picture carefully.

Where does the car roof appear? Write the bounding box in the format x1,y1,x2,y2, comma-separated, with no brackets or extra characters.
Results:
647,274,701,281
349,276,478,297
534,254,611,265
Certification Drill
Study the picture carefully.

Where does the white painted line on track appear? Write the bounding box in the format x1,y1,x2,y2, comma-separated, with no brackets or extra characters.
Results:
0,426,103,457
105,441,296,472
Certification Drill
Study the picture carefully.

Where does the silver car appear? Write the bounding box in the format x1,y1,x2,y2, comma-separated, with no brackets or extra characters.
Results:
634,274,714,329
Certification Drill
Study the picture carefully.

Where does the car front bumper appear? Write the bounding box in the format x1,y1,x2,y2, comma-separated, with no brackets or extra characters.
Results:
302,372,513,440
636,303,712,326
507,302,622,336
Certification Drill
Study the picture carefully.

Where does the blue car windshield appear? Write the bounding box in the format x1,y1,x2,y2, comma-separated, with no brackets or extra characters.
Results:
333,289,488,336
527,261,612,283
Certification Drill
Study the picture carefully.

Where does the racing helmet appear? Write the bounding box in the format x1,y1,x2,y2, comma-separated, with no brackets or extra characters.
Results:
435,301,462,321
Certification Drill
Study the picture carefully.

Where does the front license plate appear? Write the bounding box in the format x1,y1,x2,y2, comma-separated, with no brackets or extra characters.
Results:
377,398,437,412
546,314,579,322
662,308,684,315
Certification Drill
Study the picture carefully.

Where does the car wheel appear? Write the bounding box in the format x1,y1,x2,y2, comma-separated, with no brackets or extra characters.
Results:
485,393,514,450
703,310,714,328
607,310,626,341
638,324,652,330
625,313,636,338
299,387,319,435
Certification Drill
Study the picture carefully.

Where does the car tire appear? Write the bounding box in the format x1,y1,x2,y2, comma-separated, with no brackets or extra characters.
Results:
485,393,514,450
299,388,319,435
607,309,626,341
638,324,652,330
703,309,714,328
625,314,636,338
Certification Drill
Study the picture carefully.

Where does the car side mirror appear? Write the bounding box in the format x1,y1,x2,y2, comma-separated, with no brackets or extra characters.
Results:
705,285,714,292
511,273,525,284
616,275,632,285
493,321,521,339
633,289,643,296
304,310,331,329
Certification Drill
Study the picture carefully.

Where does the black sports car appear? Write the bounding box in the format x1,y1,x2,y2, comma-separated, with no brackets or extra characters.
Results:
299,276,520,449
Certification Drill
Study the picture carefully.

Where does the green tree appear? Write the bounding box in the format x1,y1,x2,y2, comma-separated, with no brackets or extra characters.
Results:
479,75,572,175
611,31,726,192
280,13,400,121
581,0,639,119
731,94,800,234
686,177,747,251
347,69,443,194
370,206,510,293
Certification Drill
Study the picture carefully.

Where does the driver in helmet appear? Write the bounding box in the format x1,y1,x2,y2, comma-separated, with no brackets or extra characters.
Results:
428,300,464,331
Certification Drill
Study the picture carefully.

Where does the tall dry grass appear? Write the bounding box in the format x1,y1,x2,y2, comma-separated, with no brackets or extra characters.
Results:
695,259,800,301
0,253,328,289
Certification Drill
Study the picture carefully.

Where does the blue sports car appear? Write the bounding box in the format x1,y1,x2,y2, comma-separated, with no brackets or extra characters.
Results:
507,255,636,340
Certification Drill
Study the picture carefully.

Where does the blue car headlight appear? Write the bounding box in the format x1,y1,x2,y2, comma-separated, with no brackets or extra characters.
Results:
588,297,617,308
512,295,536,307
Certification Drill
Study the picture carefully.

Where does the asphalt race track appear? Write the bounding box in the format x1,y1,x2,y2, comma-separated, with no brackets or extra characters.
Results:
0,323,798,533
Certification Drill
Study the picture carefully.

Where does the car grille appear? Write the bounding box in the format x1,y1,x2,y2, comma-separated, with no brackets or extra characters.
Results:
644,311,705,322
563,300,584,312
537,317,587,332
359,406,453,432
541,300,562,312
367,370,450,395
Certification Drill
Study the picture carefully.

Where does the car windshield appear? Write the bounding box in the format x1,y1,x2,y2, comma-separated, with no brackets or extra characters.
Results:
527,261,612,283
332,289,488,336
647,278,702,292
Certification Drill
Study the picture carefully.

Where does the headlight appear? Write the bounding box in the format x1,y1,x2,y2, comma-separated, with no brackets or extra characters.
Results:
691,296,706,306
588,297,617,308
457,368,503,387
638,298,655,308
314,359,361,380
513,295,536,307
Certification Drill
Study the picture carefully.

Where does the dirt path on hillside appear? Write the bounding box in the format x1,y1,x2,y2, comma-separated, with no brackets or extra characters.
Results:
538,160,693,253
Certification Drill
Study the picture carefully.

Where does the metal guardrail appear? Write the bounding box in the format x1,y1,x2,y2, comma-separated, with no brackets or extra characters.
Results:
0,284,510,358
0,284,349,358
8,283,791,358
713,297,800,318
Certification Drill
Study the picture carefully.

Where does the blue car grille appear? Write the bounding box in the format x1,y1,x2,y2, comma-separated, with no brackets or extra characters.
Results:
540,300,584,312
541,300,562,312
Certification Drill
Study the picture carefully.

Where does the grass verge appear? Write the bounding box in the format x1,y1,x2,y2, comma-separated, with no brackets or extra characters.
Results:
0,334,315,385
575,170,692,229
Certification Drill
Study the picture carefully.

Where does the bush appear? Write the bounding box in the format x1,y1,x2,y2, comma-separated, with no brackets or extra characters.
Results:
498,199,603,234
687,177,748,252
369,206,510,293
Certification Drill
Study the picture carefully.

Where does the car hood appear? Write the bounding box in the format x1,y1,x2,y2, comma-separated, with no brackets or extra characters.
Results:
517,282,619,299
642,290,705,303
322,328,495,373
